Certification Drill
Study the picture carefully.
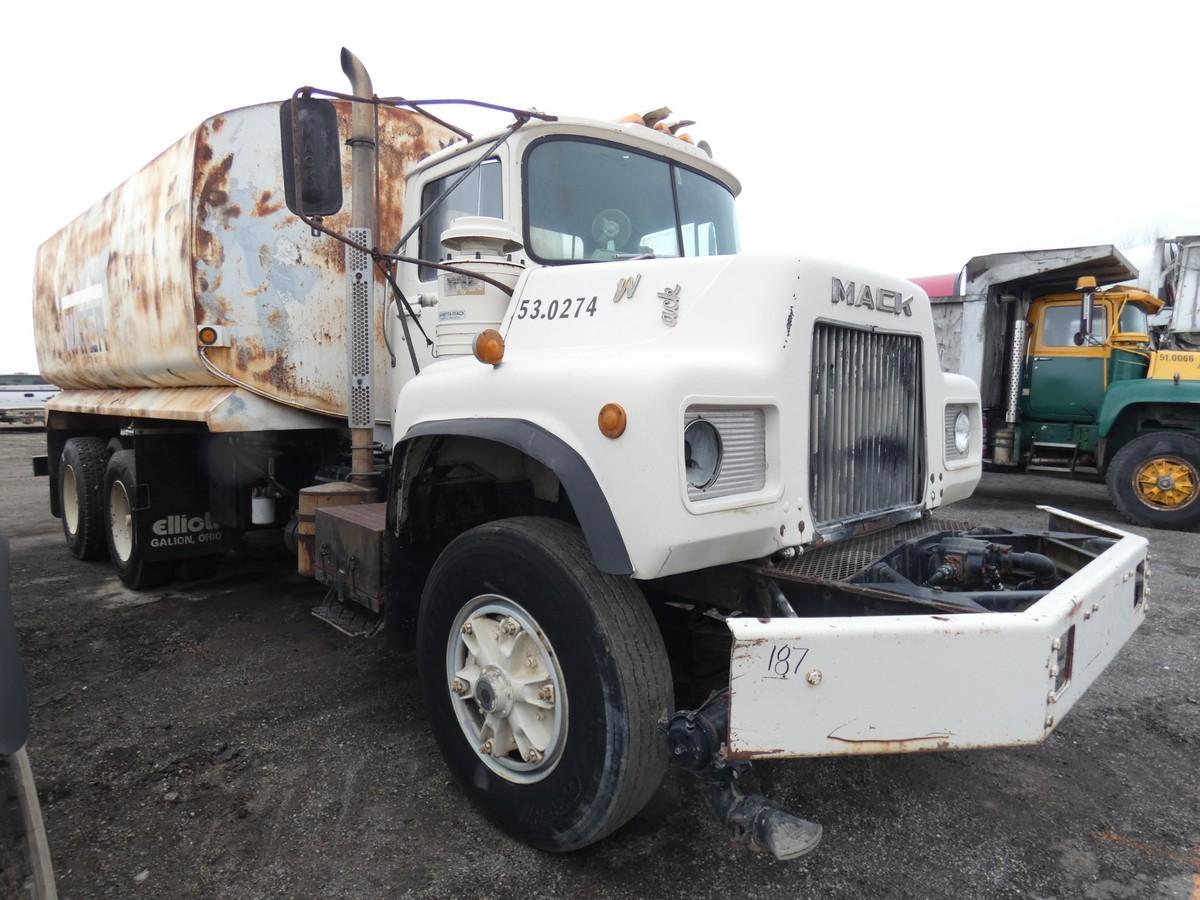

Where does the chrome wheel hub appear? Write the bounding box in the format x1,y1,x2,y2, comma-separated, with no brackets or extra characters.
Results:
446,595,567,783
63,464,79,535
109,480,134,563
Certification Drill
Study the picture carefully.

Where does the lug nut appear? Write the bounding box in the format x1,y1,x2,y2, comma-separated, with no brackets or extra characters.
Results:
537,685,555,704
524,748,544,764
461,621,473,635
526,655,538,670
480,739,493,755
500,617,521,636
450,678,468,695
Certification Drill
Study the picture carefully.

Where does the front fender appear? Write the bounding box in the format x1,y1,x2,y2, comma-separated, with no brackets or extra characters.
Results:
1097,378,1200,437
401,417,633,575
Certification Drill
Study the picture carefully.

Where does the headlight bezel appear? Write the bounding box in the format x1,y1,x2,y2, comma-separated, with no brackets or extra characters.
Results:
944,403,975,464
681,404,772,507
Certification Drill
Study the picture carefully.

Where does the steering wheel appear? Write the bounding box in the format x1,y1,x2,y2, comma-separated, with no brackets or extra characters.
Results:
591,208,633,250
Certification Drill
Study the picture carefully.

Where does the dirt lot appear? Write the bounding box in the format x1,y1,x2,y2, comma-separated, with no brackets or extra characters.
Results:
1,429,1197,899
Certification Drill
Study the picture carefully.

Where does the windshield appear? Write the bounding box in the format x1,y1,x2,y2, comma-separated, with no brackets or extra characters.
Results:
525,138,738,263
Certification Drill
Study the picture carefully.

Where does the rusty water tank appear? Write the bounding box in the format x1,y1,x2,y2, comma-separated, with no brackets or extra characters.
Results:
33,102,456,418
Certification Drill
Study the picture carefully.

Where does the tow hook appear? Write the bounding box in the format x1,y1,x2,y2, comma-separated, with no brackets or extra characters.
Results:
666,691,822,860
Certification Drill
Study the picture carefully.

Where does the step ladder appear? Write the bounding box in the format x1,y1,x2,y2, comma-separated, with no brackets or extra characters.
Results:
1026,441,1076,473
312,589,383,637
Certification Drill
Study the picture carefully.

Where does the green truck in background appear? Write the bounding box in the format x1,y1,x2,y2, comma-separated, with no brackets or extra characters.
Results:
919,242,1200,530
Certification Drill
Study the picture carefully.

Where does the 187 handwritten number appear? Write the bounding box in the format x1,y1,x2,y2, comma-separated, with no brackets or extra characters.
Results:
765,644,809,678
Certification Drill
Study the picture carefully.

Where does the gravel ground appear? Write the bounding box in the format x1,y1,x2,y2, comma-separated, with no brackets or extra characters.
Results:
1,429,1197,899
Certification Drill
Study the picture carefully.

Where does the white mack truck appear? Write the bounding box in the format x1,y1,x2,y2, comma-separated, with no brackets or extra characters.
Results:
31,50,1148,860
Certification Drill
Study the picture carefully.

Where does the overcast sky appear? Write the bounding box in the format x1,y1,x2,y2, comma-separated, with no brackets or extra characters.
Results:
3,0,1196,373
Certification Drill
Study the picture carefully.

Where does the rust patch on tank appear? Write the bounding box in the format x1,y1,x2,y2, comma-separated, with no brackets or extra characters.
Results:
253,190,284,218
197,153,233,218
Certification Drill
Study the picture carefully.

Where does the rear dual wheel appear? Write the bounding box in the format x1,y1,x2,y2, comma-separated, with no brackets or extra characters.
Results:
59,437,108,560
103,451,172,590
418,517,673,852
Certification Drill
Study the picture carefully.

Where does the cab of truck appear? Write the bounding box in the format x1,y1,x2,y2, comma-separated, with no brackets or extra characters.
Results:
391,116,742,311
1021,285,1161,424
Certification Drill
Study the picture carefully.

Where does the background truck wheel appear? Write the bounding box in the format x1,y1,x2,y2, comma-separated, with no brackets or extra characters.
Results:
59,437,108,560
1106,432,1200,530
417,517,672,852
103,451,172,590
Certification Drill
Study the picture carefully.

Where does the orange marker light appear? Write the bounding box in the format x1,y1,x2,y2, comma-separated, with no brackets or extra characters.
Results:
198,326,219,346
598,403,627,439
473,329,505,366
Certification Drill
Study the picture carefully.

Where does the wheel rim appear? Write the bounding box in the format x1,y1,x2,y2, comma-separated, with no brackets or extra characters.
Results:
445,594,568,784
63,464,80,535
109,480,134,563
1132,455,1198,510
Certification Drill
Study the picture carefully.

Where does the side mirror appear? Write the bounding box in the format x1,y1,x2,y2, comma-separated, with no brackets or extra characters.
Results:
1075,275,1097,346
279,98,343,217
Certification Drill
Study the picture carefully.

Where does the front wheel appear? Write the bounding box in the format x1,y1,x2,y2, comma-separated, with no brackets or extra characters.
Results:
417,517,673,852
1106,431,1200,530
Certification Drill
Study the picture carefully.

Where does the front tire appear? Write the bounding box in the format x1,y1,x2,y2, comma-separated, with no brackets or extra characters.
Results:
104,450,173,590
417,517,672,852
1107,431,1200,530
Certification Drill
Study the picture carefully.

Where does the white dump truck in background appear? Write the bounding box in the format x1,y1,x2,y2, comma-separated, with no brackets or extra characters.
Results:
30,50,1149,859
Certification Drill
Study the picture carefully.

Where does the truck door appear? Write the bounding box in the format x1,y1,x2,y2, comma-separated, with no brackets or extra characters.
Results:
1023,301,1109,422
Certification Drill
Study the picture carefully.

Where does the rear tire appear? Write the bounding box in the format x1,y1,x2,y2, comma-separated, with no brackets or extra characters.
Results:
59,437,108,560
417,517,672,852
1106,432,1200,530
103,450,173,590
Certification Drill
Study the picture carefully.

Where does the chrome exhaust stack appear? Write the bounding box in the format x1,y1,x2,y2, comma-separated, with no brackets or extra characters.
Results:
340,47,378,487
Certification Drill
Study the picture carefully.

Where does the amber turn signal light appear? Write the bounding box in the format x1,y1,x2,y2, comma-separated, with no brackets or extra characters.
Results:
598,403,627,439
198,326,219,346
473,329,505,366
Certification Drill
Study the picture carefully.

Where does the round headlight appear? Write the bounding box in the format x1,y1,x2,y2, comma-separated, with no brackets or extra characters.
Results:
684,419,722,490
954,409,971,454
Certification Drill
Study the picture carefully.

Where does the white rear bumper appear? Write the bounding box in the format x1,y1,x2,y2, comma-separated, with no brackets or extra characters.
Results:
726,507,1147,759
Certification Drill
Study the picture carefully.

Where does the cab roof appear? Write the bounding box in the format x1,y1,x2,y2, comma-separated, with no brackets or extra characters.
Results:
408,116,742,196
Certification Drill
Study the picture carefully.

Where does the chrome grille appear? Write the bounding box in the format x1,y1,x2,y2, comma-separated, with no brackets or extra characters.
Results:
810,323,924,528
687,407,766,501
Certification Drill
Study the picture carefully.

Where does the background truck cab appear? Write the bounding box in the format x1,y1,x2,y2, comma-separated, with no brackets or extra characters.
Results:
921,245,1200,529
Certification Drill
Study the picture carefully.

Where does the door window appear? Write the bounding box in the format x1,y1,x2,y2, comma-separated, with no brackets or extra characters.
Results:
1040,305,1108,348
419,159,503,281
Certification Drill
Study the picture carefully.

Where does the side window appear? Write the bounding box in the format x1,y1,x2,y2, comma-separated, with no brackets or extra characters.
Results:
419,159,502,281
675,167,740,257
1040,305,1108,348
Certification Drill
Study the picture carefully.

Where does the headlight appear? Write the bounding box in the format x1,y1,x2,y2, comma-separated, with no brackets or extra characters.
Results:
684,419,723,490
954,410,970,454
944,404,972,462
